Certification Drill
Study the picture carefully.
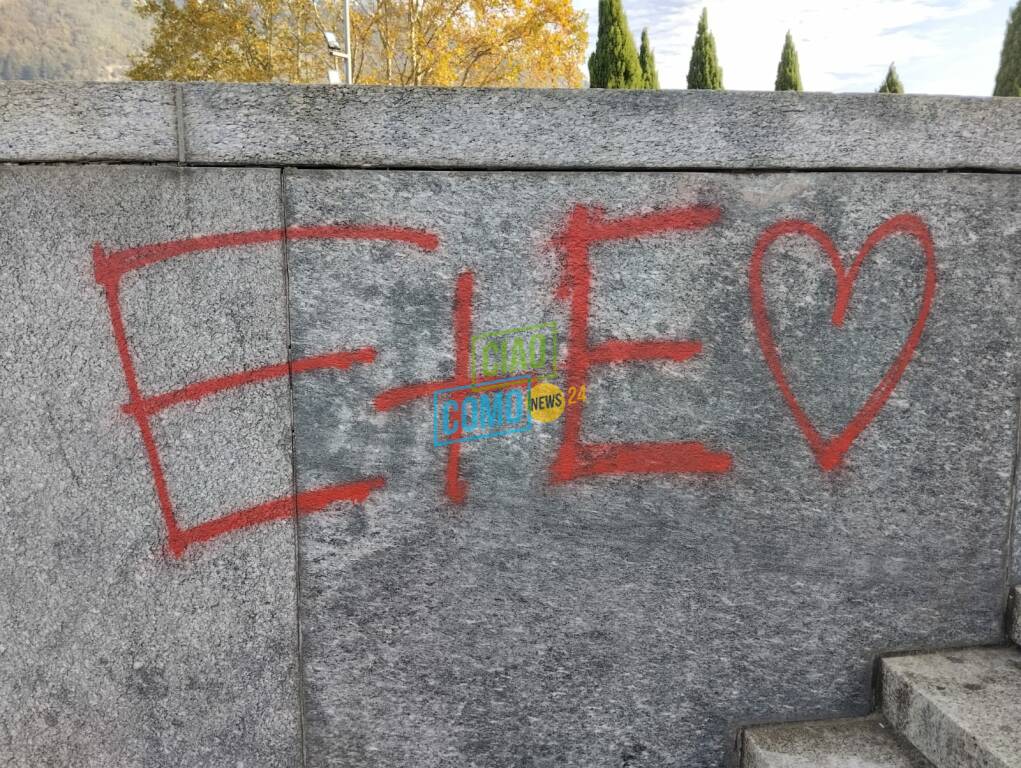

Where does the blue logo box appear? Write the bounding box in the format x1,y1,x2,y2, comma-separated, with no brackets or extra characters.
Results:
433,376,533,447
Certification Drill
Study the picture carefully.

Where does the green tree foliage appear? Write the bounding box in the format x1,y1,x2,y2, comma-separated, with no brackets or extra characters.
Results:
878,62,904,93
588,0,643,89
0,0,149,81
994,2,1021,96
638,28,660,89
686,8,723,90
774,31,803,91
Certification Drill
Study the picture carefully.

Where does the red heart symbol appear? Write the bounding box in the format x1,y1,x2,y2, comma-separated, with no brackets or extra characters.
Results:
749,214,937,470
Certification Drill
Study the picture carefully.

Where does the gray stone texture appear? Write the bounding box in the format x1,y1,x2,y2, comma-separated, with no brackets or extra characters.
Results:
286,170,1020,767
1012,587,1021,645
0,165,299,766
1012,401,1021,587
180,84,1021,169
0,82,178,163
1013,460,1021,587
743,716,934,768
881,647,1021,768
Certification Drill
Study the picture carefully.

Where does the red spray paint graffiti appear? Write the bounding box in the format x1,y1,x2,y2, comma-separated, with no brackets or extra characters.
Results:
548,204,734,482
748,215,937,470
94,205,937,556
372,271,475,504
94,224,438,557
371,271,521,504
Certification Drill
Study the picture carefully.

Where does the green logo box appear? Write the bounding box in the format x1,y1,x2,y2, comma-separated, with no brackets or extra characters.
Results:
469,322,558,383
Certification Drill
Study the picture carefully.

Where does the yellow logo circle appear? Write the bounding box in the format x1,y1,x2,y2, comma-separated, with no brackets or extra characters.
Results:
529,381,565,423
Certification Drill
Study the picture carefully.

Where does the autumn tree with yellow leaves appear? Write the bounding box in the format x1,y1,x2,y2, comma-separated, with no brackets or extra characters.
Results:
128,0,588,87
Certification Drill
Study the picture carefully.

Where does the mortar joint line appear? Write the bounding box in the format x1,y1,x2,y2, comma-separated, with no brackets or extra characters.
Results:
278,167,308,768
174,84,187,165
1002,394,1020,630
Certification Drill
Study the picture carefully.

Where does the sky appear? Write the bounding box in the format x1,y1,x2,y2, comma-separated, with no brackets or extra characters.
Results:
577,0,1013,95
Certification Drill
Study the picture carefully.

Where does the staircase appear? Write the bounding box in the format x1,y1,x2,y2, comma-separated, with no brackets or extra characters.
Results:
742,587,1021,768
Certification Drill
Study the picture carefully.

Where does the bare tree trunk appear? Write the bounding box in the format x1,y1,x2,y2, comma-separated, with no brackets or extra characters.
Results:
384,0,393,84
408,0,420,86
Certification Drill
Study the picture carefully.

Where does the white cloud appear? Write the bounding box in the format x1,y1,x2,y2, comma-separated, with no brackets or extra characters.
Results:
578,0,1011,95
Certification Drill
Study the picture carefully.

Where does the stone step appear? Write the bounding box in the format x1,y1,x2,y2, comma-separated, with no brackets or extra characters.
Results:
881,646,1021,768
742,716,934,768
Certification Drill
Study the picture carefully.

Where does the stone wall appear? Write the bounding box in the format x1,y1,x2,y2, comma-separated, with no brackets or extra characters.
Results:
1,82,1020,767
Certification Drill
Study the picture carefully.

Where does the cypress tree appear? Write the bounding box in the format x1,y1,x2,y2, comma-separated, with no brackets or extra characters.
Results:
774,31,803,91
878,63,904,93
687,8,723,90
638,28,660,89
994,2,1021,96
588,0,643,89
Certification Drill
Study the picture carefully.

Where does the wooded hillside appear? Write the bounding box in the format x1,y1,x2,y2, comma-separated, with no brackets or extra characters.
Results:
0,0,149,80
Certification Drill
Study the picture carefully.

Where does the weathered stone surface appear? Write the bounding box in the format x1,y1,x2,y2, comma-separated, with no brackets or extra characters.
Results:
1013,479,1021,586
181,84,1021,170
881,647,1021,768
1010,586,1020,646
0,82,178,162
1012,420,1021,587
743,716,934,768
285,169,1020,767
0,165,299,766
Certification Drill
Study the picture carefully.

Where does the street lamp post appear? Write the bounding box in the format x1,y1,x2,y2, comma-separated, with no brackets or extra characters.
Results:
320,0,353,85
